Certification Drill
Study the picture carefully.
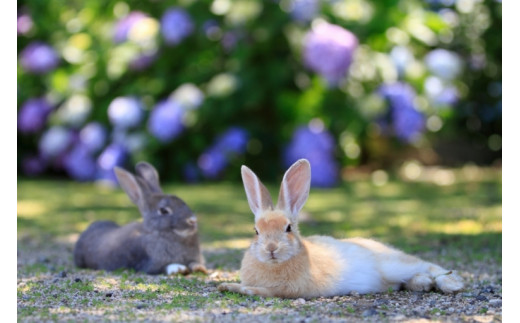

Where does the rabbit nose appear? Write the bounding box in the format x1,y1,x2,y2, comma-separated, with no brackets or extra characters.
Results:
186,216,197,226
266,243,278,253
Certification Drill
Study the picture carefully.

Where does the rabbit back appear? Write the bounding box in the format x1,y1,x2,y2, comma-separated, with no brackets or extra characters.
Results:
74,221,148,271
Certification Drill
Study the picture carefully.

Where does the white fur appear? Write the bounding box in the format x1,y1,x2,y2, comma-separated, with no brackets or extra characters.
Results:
166,263,188,275
173,228,196,238
307,235,462,295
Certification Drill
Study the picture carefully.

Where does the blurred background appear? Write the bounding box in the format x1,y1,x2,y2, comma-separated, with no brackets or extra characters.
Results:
17,0,502,187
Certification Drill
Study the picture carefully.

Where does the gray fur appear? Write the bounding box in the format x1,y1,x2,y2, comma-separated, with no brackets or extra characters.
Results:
73,162,206,275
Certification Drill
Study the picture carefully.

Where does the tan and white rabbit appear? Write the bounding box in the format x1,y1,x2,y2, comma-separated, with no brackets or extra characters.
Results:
218,159,464,298
74,162,207,275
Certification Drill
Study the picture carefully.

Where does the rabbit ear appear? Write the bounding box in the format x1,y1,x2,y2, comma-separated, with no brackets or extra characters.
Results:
135,162,163,193
276,159,311,221
114,167,145,208
241,165,274,222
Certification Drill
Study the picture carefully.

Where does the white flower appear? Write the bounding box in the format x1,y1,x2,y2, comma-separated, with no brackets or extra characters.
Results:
170,83,205,109
108,97,144,129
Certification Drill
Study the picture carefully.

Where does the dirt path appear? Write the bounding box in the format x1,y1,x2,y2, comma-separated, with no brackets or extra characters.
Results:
17,236,502,322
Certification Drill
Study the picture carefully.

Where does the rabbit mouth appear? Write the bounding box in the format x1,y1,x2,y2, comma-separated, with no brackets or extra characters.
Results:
267,257,281,264
267,252,280,262
173,228,196,238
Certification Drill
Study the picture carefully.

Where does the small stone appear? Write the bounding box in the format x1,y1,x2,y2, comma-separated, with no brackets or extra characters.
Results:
58,271,67,278
482,285,495,294
295,298,306,305
374,299,389,306
362,308,378,317
38,256,49,263
74,278,82,283
136,303,146,309
350,291,360,297
489,299,502,307
105,292,113,298
476,295,488,301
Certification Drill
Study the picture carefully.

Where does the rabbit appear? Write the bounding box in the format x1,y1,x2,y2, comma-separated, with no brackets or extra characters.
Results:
218,159,464,298
74,161,207,275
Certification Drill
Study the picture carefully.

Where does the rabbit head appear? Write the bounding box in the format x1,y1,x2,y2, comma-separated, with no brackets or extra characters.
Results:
114,162,198,236
241,159,311,264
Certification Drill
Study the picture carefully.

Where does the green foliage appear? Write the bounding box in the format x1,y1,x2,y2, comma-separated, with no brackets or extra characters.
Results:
17,0,502,183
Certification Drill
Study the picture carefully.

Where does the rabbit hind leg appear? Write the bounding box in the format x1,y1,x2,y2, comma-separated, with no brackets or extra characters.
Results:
403,263,464,293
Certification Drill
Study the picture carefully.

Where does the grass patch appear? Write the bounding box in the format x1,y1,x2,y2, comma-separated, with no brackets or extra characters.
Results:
17,167,502,321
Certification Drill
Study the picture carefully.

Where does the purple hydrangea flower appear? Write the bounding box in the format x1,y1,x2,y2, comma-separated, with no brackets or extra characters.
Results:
424,76,458,106
96,143,128,185
18,98,53,134
147,100,185,143
425,0,456,6
129,51,158,71
113,11,147,43
79,122,107,153
289,0,320,22
283,125,338,188
221,32,239,52
120,132,147,153
202,20,220,39
17,13,33,35
108,97,144,129
198,127,249,179
63,144,97,181
197,148,228,179
390,46,413,76
160,8,194,45
21,155,46,176
378,82,425,142
424,49,462,80
214,127,249,154
20,42,59,74
435,86,459,106
303,22,358,85
39,126,74,159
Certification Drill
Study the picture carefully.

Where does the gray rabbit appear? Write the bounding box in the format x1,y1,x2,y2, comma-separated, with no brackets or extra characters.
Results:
73,162,207,275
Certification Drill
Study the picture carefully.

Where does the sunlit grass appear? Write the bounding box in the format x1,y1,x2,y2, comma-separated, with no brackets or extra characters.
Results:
18,167,501,261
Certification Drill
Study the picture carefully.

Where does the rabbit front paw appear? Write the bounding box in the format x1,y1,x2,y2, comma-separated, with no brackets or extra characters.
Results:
189,262,208,274
218,283,274,297
166,263,189,275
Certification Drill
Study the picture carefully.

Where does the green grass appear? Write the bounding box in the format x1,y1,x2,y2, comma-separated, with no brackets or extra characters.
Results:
17,166,502,321
18,168,502,258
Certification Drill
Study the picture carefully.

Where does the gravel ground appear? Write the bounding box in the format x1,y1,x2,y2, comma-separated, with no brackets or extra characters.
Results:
17,236,502,322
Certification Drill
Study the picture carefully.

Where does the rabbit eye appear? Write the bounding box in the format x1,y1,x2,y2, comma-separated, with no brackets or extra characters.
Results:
158,207,172,215
286,224,292,233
